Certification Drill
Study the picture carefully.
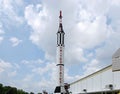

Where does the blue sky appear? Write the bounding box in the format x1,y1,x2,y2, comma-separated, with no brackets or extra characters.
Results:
0,0,120,93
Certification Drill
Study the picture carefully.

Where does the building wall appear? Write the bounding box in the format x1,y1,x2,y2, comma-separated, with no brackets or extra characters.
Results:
112,48,120,71
70,65,120,94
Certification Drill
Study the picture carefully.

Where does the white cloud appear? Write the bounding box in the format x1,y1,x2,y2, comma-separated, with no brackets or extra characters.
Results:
64,68,81,83
22,59,44,65
96,31,120,64
32,61,56,77
83,59,100,76
0,59,20,89
19,59,57,93
0,24,5,34
0,0,24,24
65,47,87,65
24,4,56,61
22,74,34,82
0,23,5,44
9,37,22,47
0,59,19,79
70,15,109,49
0,59,12,73
0,30,4,35
0,37,4,44
8,71,17,77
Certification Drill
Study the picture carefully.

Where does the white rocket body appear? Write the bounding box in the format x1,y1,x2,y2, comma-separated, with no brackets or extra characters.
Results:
56,46,65,90
54,11,66,94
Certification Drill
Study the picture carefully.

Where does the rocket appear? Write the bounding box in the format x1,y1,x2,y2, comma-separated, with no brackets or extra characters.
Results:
54,11,66,94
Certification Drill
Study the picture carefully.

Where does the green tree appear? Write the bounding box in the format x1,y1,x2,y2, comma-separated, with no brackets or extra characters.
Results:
6,87,17,94
30,92,34,94
17,89,29,94
0,83,29,94
3,86,12,94
0,83,3,94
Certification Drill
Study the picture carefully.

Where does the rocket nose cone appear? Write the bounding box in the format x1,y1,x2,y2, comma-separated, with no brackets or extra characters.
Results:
59,10,62,18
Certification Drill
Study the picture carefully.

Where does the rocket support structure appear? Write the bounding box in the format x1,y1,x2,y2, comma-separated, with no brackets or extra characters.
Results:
54,11,66,94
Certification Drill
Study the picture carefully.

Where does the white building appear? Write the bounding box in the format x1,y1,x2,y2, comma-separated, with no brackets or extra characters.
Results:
70,48,120,94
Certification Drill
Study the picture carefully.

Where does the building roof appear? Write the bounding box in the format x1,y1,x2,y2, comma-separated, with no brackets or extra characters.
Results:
112,48,120,58
70,64,112,85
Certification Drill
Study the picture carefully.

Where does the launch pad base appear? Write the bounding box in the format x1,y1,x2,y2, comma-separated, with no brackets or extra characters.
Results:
54,86,66,94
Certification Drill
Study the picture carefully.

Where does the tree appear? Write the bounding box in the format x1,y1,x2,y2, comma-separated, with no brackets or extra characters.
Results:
0,83,29,94
4,86,11,93
0,83,3,94
0,83,3,88
17,89,29,94
6,87,17,94
38,93,42,94
30,92,34,94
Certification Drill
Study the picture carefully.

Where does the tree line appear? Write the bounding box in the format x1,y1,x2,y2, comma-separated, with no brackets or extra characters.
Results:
0,83,70,94
0,83,42,94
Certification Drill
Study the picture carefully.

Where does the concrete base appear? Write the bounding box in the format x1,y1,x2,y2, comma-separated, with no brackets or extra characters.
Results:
54,86,66,94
